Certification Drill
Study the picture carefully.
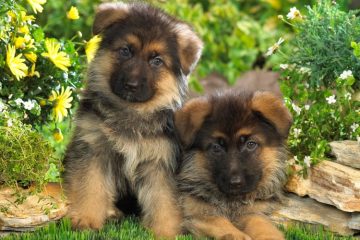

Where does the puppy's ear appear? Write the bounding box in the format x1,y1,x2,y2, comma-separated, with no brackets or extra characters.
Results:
175,97,211,147
93,2,129,35
174,23,203,76
251,91,293,138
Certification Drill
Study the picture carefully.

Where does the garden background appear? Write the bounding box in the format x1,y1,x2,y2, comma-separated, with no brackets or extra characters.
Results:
0,0,359,239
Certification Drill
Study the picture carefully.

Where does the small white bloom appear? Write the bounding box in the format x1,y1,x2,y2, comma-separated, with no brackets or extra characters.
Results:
293,128,302,138
0,102,4,112
294,155,298,162
280,64,289,70
339,70,353,80
8,94,13,99
351,123,359,133
344,93,352,100
7,119,12,127
304,104,310,110
287,7,302,20
299,67,311,74
326,95,336,104
15,98,23,106
292,103,302,115
304,156,311,168
265,37,284,56
24,113,28,119
23,99,35,110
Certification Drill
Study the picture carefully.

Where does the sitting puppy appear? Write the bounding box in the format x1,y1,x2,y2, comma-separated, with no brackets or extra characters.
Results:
175,91,292,240
63,2,202,238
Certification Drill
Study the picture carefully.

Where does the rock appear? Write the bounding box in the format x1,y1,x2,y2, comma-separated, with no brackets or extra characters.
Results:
268,193,357,236
330,141,360,169
188,72,229,98
349,213,360,230
285,160,360,212
234,69,281,97
0,183,67,231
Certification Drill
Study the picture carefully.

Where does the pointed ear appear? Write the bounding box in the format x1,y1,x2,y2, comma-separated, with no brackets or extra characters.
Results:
251,91,293,138
175,97,211,147
93,2,130,35
174,23,203,76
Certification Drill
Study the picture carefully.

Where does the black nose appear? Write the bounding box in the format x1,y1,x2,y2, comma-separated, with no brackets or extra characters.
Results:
124,80,139,91
230,176,243,186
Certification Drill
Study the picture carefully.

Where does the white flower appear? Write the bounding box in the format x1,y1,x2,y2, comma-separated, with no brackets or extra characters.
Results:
7,119,13,127
265,37,284,56
293,128,302,138
299,67,311,74
0,102,4,112
304,156,311,168
280,64,289,70
304,104,310,110
23,99,35,110
292,103,302,115
326,95,336,104
15,98,23,106
344,93,352,100
351,123,359,133
287,7,302,20
339,70,353,80
294,155,298,162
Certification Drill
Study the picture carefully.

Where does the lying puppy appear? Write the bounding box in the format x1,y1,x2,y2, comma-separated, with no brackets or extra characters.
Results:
175,91,292,240
63,2,202,238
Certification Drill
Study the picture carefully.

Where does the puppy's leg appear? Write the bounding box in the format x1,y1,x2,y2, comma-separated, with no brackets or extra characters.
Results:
136,166,182,239
237,214,284,240
184,215,252,240
65,159,116,230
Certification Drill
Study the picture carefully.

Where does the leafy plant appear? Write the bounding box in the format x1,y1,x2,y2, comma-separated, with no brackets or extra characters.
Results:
274,0,360,174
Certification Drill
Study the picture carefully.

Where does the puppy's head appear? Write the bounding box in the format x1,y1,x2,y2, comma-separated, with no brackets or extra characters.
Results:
87,2,203,112
175,91,292,200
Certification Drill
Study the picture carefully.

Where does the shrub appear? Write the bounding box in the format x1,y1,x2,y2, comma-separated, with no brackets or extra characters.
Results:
272,0,360,175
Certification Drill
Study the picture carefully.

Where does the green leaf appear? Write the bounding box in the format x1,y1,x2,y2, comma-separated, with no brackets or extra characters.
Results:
33,28,44,42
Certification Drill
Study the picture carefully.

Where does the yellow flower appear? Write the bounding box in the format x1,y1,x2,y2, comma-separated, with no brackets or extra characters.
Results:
27,0,47,14
25,52,37,63
53,128,64,142
42,38,71,72
6,45,29,80
85,35,102,63
15,37,26,49
18,25,30,34
28,64,40,78
20,11,36,22
67,6,79,20
49,86,73,122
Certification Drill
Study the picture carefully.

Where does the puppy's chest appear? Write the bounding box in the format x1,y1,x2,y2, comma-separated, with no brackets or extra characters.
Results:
106,131,176,175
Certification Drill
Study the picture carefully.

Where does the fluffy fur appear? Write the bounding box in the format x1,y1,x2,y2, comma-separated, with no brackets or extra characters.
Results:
63,2,202,239
175,90,292,240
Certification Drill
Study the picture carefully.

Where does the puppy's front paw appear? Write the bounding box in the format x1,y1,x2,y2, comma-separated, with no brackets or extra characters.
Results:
220,233,252,240
69,212,104,230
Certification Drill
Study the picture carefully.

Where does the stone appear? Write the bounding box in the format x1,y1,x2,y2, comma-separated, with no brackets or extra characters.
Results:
0,183,67,231
268,193,357,236
330,141,360,169
349,213,360,230
285,160,360,212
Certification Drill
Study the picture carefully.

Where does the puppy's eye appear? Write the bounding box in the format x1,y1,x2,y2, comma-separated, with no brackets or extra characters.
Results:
246,140,258,151
119,46,132,58
211,143,224,154
149,56,163,67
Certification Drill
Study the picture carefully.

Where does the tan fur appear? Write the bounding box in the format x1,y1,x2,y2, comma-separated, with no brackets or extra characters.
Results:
251,92,292,138
67,161,116,229
174,97,211,146
93,2,129,35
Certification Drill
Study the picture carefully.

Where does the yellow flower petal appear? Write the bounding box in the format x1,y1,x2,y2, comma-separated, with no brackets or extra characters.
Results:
49,86,73,122
67,6,79,20
85,35,102,63
6,45,28,80
24,52,37,63
15,37,26,49
27,0,47,14
42,38,71,72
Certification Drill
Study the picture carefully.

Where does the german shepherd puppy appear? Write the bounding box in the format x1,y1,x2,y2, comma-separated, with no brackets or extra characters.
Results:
63,2,202,238
175,91,292,240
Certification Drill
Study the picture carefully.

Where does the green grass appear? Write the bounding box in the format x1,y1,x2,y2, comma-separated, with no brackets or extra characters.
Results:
2,217,357,240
